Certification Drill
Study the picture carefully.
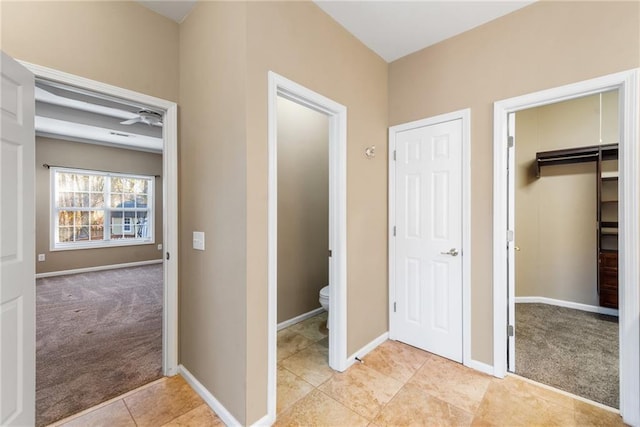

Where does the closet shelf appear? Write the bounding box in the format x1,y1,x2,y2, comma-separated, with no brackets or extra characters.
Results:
535,143,618,178
600,221,619,228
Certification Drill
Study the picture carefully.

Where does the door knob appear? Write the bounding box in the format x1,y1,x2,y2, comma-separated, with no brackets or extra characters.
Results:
515,246,521,251
441,248,459,256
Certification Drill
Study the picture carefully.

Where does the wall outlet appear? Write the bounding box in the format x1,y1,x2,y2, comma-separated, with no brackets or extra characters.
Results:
157,244,163,251
38,254,45,262
193,231,205,251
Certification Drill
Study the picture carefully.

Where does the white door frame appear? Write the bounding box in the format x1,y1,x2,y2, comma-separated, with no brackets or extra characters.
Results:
388,109,474,369
266,71,348,423
493,69,639,424
18,60,179,376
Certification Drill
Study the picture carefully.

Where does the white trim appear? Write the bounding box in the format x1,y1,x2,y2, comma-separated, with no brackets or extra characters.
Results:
388,108,472,367
515,296,619,317
277,307,325,331
178,365,242,427
466,359,495,376
267,71,348,425
347,332,389,368
18,60,179,377
493,69,639,426
35,259,162,279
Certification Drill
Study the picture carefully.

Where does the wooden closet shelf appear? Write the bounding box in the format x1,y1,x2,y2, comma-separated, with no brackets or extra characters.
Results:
535,143,618,178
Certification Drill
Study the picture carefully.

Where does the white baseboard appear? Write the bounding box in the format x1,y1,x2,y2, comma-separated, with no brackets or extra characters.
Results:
35,259,163,279
515,296,618,317
345,331,389,369
277,307,325,331
178,365,242,427
465,359,495,376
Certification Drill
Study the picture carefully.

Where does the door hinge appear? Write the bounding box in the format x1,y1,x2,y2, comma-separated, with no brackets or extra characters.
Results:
508,136,515,148
508,324,514,337
328,249,332,258
393,226,396,236
166,252,170,260
393,150,397,161
507,230,514,242
394,302,397,313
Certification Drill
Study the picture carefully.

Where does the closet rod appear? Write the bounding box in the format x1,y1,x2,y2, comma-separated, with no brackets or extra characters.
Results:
42,163,161,178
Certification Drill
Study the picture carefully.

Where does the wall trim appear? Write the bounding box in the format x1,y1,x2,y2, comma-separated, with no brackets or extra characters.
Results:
346,332,389,369
465,359,495,376
493,69,640,426
35,259,163,279
515,296,619,317
18,60,179,377
267,71,348,425
388,108,472,366
178,365,242,427
277,307,325,331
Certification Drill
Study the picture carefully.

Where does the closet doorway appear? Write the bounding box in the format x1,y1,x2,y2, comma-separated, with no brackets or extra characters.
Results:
511,91,619,407
493,69,640,425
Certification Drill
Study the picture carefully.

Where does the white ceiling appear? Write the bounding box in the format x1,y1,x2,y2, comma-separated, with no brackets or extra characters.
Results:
313,1,535,62
136,0,534,63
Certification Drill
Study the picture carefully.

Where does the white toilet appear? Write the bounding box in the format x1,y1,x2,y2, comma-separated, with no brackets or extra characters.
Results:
319,285,330,329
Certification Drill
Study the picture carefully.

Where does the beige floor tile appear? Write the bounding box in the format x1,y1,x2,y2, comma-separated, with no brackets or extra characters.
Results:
275,389,369,427
161,403,225,426
363,340,429,382
409,354,492,413
124,375,204,427
374,383,473,427
289,312,328,342
504,376,577,410
474,378,576,427
278,329,315,362
319,363,403,420
277,366,315,414
280,342,334,386
59,400,135,427
573,399,624,426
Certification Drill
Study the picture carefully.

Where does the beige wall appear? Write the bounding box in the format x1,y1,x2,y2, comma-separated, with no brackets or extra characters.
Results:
515,92,618,305
36,137,163,274
178,2,248,422
277,97,329,323
1,1,179,102
245,3,388,422
389,1,640,365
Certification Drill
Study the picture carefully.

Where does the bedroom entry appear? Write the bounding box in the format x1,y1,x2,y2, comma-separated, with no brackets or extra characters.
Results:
388,110,471,365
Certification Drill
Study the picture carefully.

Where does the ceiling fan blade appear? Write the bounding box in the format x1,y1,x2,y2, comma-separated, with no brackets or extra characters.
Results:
120,118,140,125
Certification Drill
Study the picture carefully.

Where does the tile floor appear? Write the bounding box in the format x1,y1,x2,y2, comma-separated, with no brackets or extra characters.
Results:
53,311,625,426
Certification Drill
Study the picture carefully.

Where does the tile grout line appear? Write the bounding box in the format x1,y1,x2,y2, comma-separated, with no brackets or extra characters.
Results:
122,398,139,427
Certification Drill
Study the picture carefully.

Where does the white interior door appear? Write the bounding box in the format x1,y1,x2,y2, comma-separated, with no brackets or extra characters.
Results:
393,119,463,363
0,51,35,426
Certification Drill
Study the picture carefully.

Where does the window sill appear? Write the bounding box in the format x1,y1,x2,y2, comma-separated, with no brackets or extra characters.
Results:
51,239,155,252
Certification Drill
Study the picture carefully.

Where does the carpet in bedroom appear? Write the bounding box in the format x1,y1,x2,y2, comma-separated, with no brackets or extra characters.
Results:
36,264,163,426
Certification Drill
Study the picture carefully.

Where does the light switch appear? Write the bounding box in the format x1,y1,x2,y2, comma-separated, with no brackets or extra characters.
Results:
193,231,205,251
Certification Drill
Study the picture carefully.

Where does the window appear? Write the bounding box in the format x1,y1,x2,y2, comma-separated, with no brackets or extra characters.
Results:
51,168,154,250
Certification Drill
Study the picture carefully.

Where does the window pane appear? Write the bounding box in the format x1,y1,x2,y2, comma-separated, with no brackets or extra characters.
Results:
90,176,104,192
74,192,90,207
136,195,148,208
73,211,90,226
58,211,74,226
90,210,104,226
111,177,124,193
57,173,75,192
90,193,104,208
58,192,74,207
58,227,73,242
90,226,103,240
122,194,135,208
111,194,123,208
75,226,90,241
76,175,90,191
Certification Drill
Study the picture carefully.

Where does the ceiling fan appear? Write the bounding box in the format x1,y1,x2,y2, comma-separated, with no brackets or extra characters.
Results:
120,110,163,127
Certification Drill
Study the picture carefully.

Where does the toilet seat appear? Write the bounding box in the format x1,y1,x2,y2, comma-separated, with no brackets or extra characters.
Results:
319,286,329,299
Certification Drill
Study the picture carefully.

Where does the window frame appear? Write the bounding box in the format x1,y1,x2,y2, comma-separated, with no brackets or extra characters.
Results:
50,167,155,251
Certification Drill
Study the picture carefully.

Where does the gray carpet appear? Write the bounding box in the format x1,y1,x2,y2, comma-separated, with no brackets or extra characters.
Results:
515,303,618,408
36,265,163,426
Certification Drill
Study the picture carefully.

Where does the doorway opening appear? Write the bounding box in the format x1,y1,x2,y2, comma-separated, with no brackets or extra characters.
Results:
20,61,178,426
267,72,347,424
493,69,640,425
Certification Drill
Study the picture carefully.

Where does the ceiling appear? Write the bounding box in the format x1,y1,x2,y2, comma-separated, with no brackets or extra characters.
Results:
136,0,534,62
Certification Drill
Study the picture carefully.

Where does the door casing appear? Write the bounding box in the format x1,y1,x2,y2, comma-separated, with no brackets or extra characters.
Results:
19,60,180,376
388,109,475,370
493,69,640,425
266,71,348,426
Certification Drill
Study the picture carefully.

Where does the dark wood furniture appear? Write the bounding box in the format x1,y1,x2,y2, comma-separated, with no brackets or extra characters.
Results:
536,143,619,309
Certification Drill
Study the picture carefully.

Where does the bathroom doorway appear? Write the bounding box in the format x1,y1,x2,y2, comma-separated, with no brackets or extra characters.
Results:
267,72,348,423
